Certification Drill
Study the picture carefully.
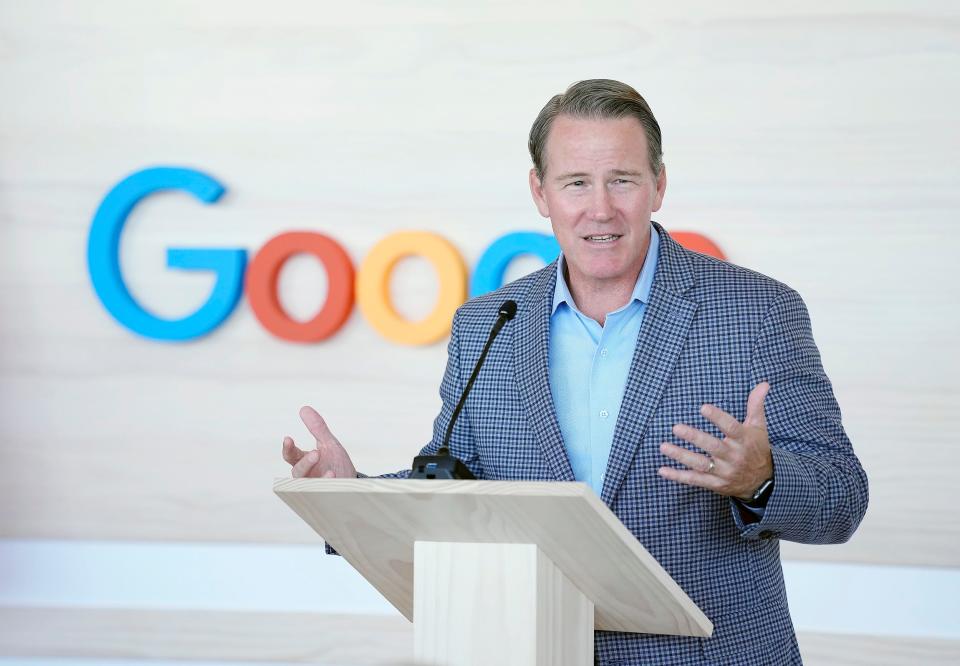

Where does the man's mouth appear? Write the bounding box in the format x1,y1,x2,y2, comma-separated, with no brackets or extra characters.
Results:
583,234,622,243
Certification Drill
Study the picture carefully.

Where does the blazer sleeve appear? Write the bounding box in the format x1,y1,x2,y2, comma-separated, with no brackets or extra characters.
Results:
732,287,869,544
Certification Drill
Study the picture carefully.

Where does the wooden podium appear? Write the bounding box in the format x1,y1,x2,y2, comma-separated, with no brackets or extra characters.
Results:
274,478,712,666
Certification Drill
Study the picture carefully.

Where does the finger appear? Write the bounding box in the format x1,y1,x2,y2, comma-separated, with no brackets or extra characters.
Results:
282,436,307,466
658,465,725,492
291,450,320,478
700,403,745,440
745,382,770,428
321,469,336,478
299,406,336,445
660,442,715,473
671,423,724,457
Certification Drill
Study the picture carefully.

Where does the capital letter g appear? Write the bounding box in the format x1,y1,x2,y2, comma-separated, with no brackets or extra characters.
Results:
87,167,247,341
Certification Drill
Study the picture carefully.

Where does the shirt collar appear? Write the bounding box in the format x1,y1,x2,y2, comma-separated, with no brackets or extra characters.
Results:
552,222,661,316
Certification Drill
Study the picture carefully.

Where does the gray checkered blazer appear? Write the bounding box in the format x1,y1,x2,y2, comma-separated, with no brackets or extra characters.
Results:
399,222,868,664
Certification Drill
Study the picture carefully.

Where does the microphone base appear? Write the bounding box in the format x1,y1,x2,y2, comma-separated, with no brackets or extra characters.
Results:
410,453,477,480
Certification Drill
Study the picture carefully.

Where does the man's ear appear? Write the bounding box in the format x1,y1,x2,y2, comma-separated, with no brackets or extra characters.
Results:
529,168,551,218
652,164,667,212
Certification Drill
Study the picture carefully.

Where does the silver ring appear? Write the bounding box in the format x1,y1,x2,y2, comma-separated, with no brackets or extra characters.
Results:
706,459,715,474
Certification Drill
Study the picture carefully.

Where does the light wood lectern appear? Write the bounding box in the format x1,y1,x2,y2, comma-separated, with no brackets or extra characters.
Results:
274,478,712,666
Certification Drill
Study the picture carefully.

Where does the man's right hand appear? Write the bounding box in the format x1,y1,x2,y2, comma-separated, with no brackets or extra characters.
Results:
282,406,358,479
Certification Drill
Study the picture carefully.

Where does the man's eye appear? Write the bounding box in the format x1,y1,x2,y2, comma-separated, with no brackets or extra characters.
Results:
568,180,584,187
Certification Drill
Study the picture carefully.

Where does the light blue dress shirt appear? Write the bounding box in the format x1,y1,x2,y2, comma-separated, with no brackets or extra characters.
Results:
548,225,660,496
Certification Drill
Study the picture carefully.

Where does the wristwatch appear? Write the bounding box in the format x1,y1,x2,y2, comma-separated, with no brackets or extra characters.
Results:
740,477,774,508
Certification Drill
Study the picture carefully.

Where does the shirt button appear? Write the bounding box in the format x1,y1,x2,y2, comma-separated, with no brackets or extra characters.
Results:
600,347,608,358
599,409,609,418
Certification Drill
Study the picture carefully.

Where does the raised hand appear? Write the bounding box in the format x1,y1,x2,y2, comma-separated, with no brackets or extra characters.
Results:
281,406,357,479
658,382,773,499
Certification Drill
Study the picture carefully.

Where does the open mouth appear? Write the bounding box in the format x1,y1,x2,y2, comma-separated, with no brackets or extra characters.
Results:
583,234,622,243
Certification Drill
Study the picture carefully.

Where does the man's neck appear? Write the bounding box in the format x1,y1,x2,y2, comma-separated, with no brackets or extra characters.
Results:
564,266,641,327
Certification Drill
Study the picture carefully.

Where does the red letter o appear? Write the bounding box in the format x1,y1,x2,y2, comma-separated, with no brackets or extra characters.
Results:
246,232,354,342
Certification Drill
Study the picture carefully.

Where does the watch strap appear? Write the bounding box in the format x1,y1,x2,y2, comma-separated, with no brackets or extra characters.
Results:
741,477,774,508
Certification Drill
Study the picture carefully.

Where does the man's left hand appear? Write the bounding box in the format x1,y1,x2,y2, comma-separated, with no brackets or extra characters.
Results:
658,382,773,499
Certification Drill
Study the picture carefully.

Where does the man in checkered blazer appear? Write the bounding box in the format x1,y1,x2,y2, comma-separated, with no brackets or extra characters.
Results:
284,80,869,664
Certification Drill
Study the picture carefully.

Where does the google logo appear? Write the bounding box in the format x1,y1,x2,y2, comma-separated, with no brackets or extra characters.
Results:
88,167,725,346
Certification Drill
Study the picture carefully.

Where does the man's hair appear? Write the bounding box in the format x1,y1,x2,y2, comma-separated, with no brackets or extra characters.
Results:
528,79,663,180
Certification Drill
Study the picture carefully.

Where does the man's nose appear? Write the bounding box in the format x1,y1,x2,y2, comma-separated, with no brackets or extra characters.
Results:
588,187,614,221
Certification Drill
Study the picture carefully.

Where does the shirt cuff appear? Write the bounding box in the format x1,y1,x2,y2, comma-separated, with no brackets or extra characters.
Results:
732,497,767,522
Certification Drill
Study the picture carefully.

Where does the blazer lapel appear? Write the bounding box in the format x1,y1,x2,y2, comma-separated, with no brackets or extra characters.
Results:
514,262,576,482
601,224,698,505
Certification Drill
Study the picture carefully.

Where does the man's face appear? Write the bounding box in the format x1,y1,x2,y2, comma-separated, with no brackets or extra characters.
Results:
529,115,666,295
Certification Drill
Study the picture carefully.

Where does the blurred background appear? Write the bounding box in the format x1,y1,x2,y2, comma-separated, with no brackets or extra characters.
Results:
1,1,958,664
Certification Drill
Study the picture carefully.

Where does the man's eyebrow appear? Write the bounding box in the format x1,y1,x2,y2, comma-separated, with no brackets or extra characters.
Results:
553,172,590,181
552,169,645,181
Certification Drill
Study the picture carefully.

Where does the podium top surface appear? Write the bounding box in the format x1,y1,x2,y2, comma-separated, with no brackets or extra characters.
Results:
274,478,712,637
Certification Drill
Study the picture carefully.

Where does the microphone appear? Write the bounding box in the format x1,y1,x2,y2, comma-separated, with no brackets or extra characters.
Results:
410,300,518,480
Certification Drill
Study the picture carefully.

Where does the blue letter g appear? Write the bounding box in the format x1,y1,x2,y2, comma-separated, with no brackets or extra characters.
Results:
87,167,247,341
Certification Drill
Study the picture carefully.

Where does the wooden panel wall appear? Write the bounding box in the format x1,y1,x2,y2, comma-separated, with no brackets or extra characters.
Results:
1,1,957,663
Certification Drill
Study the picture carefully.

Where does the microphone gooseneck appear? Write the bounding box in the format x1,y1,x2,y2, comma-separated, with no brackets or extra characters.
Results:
410,300,518,480
439,300,517,455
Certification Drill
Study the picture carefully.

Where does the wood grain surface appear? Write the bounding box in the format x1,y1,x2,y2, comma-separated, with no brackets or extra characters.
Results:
413,542,593,665
274,478,712,636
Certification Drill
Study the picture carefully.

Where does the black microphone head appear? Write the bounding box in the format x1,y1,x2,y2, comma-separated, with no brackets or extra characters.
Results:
498,300,518,320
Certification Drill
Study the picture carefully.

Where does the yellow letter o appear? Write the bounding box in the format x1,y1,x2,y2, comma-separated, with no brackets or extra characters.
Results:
356,231,467,345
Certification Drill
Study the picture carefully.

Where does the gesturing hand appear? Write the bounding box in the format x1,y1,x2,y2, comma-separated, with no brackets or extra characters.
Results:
281,406,357,479
658,382,773,500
